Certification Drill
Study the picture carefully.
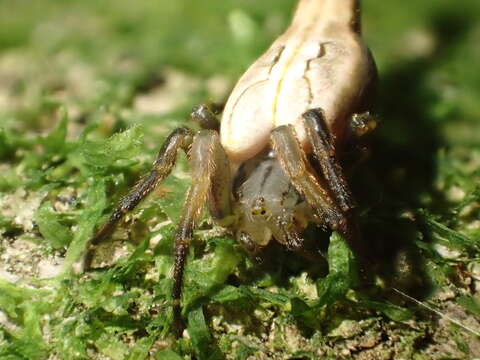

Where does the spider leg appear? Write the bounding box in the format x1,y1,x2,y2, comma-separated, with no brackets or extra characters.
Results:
82,127,194,270
270,125,346,232
303,109,354,212
347,111,378,140
190,102,224,130
171,129,232,335
303,109,365,249
206,136,233,224
343,111,378,174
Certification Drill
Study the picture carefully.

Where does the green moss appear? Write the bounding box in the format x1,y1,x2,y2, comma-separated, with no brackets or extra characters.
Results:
1,0,479,358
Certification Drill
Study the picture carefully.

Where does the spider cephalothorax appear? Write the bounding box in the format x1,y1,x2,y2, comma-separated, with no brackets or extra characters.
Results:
234,151,313,253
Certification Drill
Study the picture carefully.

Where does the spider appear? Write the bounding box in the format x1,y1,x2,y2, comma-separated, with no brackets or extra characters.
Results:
84,0,378,334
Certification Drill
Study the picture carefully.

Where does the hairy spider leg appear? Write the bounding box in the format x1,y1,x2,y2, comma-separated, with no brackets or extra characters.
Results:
190,102,224,131
270,125,345,233
303,109,354,212
82,127,194,270
303,109,364,249
171,130,232,335
342,111,379,175
85,125,232,335
348,112,378,139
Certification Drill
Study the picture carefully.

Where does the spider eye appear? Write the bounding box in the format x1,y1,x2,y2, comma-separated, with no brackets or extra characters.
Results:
251,207,267,216
249,197,268,216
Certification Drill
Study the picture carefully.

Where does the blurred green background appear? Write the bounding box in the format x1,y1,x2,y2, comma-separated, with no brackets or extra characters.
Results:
1,0,479,359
